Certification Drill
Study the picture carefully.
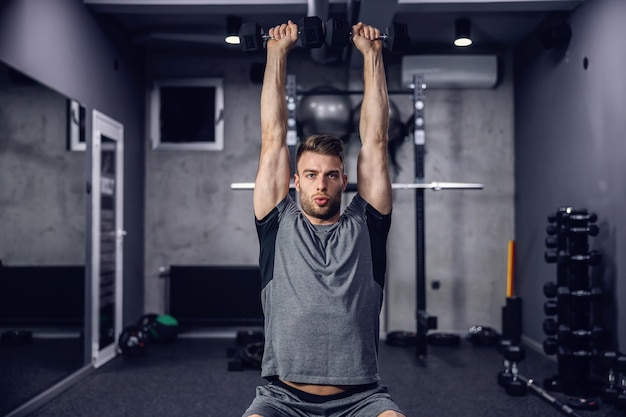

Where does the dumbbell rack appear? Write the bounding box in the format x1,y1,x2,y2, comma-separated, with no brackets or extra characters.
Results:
542,206,608,396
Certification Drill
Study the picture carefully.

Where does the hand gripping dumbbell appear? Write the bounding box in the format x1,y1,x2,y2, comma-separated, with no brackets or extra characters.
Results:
324,18,410,51
238,16,325,53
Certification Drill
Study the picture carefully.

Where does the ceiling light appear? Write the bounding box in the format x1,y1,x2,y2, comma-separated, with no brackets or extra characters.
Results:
225,15,241,45
454,18,472,47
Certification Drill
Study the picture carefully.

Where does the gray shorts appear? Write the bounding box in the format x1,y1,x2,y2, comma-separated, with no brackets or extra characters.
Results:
242,380,405,417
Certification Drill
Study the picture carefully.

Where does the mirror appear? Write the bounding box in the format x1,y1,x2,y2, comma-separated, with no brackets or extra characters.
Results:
90,110,124,368
0,60,87,415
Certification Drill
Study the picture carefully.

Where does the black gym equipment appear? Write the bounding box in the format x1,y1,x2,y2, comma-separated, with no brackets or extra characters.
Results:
467,325,500,346
0,329,33,346
238,16,325,53
499,344,527,396
541,207,608,397
137,313,179,343
385,331,417,347
600,351,620,404
227,330,265,371
517,375,586,417
118,325,149,356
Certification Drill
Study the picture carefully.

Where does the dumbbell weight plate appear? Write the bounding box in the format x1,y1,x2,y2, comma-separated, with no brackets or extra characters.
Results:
498,371,514,388
505,379,527,396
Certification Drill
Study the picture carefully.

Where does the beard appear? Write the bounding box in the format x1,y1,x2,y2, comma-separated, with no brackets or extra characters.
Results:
299,190,342,221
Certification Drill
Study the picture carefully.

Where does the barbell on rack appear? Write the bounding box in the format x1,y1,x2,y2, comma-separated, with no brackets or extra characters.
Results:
231,182,483,191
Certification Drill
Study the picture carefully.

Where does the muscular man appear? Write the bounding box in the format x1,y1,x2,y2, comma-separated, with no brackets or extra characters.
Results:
244,19,405,417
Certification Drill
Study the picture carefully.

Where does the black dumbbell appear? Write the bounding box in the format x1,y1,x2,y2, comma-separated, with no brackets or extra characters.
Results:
567,224,600,236
546,223,599,236
544,300,558,316
570,212,598,223
547,250,601,265
601,351,619,404
238,16,325,53
543,337,558,355
543,318,558,336
556,325,609,347
545,236,557,248
497,340,514,387
324,18,410,51
557,287,603,303
543,281,558,298
615,355,626,411
502,344,527,396
568,250,602,266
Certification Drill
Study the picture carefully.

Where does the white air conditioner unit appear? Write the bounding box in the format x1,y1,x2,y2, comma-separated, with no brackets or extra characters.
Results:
401,55,498,89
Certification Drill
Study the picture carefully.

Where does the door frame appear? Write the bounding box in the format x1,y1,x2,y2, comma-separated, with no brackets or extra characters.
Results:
90,109,124,368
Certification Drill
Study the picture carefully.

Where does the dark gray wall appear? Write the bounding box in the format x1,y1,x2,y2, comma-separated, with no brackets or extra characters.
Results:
143,49,515,334
515,0,625,351
0,63,85,264
0,0,145,326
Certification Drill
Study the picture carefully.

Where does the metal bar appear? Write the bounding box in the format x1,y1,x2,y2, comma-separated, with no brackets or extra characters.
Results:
517,375,585,417
297,89,414,96
230,182,483,191
286,74,298,200
413,73,430,358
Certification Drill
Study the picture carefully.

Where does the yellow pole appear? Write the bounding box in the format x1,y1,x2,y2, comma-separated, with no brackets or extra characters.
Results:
507,240,515,298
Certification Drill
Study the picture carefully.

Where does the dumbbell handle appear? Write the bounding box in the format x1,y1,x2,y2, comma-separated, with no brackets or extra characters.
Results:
259,31,389,41
519,375,584,417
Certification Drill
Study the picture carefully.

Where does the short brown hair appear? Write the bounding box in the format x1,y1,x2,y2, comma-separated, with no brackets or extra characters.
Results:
296,134,345,169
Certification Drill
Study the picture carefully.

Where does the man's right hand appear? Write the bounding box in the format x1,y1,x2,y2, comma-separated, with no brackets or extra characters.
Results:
267,20,299,54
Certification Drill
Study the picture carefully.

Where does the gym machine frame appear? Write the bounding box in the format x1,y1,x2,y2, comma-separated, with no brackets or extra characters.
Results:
231,74,484,357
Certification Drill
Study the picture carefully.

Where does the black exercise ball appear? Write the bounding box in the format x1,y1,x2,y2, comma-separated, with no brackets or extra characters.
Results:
152,314,179,343
297,86,352,141
118,325,149,356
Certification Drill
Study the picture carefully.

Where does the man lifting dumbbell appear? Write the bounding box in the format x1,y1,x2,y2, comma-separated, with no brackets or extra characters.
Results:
239,17,409,53
242,19,405,417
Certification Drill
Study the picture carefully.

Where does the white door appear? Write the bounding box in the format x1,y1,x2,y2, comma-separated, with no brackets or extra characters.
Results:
90,110,124,368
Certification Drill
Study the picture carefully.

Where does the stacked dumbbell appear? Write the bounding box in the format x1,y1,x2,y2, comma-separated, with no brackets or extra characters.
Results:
542,207,608,396
238,16,410,53
601,352,626,413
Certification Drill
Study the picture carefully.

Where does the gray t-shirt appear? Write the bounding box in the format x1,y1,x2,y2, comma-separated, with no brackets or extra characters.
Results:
255,193,391,385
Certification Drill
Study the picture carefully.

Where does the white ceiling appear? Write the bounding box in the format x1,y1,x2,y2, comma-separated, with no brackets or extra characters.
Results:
84,0,583,55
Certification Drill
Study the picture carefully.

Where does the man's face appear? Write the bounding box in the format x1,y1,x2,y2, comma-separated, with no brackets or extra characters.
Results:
294,151,348,225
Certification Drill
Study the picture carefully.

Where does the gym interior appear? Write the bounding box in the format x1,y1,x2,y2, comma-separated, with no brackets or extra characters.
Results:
1,0,625,416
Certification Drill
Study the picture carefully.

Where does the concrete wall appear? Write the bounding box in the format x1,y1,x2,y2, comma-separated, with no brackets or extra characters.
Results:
515,0,626,351
144,49,515,335
0,63,85,264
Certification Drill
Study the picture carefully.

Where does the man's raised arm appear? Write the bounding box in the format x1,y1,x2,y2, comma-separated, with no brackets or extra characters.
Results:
352,22,392,215
254,20,299,220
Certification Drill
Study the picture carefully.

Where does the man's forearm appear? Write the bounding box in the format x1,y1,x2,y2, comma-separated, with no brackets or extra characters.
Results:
261,51,288,143
360,50,389,144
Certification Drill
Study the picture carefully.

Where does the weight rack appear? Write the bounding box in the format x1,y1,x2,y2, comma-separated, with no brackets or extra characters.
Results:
542,206,608,396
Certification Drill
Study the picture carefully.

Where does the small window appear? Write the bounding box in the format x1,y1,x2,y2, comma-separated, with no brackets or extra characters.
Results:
149,78,224,151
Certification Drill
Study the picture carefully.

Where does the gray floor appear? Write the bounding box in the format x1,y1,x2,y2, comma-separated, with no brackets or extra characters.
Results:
17,335,622,417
